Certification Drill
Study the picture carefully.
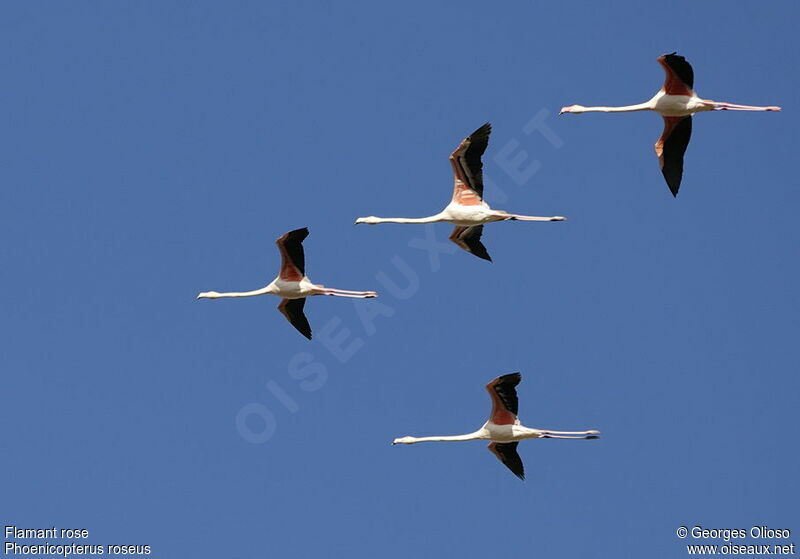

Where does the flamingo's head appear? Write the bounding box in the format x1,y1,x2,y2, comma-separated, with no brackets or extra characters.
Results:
559,105,586,114
391,436,415,445
197,291,221,299
355,216,380,225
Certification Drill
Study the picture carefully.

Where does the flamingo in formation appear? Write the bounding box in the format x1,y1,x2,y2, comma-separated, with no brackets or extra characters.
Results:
392,373,600,479
355,123,565,261
560,52,781,196
197,227,377,339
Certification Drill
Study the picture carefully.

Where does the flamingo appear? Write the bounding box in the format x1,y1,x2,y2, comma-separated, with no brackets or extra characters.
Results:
197,227,377,339
355,123,565,261
560,52,781,196
392,373,600,480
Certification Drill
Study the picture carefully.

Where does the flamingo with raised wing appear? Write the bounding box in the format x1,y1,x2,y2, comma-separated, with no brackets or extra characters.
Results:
392,373,600,480
197,228,377,339
560,52,781,196
355,123,565,261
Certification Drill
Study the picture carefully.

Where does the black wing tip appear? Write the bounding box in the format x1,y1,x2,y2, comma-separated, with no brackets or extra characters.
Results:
292,316,312,339
497,372,522,384
662,170,681,196
490,442,526,480
660,115,691,196
277,227,310,244
451,225,492,262
473,122,492,137
660,52,686,64
278,298,312,339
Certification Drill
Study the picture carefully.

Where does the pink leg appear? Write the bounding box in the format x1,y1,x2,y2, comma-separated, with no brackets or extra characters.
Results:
504,214,566,222
326,287,377,294
542,434,599,440
542,429,600,436
322,289,377,298
713,101,781,112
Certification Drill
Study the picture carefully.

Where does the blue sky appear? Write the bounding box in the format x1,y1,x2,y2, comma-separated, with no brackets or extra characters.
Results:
1,2,797,557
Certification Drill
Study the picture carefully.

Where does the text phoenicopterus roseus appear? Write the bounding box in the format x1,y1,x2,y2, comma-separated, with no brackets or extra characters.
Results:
560,52,781,196
392,373,600,480
197,228,377,339
355,123,565,261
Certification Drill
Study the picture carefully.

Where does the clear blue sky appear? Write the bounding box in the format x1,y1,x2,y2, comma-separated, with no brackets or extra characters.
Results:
1,2,798,557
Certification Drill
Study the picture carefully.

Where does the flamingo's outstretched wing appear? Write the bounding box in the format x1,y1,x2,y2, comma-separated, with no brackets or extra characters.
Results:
449,123,491,206
488,442,525,480
486,372,521,425
278,298,312,339
449,225,492,262
276,227,309,281
655,116,692,197
657,52,694,96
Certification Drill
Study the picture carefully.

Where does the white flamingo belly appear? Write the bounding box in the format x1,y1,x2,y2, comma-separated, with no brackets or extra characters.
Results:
273,277,317,298
483,422,544,442
652,92,708,117
442,203,497,226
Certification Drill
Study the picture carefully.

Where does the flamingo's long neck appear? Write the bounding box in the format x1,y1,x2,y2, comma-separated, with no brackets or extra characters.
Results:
358,213,447,225
564,101,654,114
394,431,484,444
197,286,274,299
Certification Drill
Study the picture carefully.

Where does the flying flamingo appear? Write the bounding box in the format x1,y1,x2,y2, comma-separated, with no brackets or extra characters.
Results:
392,373,600,480
560,52,781,196
355,123,565,261
197,227,377,339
